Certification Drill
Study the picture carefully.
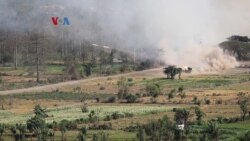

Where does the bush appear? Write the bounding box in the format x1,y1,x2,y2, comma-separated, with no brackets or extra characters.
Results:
99,86,105,90
135,93,142,98
146,83,161,97
205,98,211,105
178,86,184,92
127,78,133,82
106,96,116,103
168,92,174,100
117,77,129,99
88,110,98,123
216,99,223,104
239,131,250,141
90,123,112,130
104,115,112,121
81,104,89,113
126,94,138,103
180,92,186,99
67,121,78,130
111,112,124,120
124,112,134,118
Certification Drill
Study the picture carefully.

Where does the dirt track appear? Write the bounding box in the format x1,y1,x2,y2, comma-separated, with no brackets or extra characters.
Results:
1,65,247,96
0,68,163,95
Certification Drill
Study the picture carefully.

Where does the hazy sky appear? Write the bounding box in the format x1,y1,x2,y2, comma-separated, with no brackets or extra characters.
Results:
0,0,248,70
1,0,250,46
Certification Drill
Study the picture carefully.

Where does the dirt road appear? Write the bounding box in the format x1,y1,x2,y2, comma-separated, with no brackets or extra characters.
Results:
0,68,163,95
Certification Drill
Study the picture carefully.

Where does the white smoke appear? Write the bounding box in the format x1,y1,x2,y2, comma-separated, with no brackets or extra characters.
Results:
0,0,248,72
159,39,239,72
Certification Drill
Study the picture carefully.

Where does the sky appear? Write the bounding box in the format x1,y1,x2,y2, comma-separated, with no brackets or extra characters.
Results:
0,0,248,71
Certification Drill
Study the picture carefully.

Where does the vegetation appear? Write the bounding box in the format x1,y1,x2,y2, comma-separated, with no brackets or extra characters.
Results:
164,66,182,79
145,83,161,97
220,35,250,60
238,96,249,121
117,77,129,99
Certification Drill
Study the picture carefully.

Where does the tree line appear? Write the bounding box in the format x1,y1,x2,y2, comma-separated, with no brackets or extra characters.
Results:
0,29,160,83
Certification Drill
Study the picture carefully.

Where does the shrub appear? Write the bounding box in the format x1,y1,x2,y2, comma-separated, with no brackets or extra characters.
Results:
90,123,112,130
193,96,201,106
216,99,223,104
135,93,142,98
96,98,100,103
178,86,184,92
127,78,133,82
88,110,98,123
99,86,105,90
73,87,81,92
239,131,250,141
124,112,134,118
174,108,190,124
168,92,174,100
81,104,89,113
126,94,138,103
106,96,116,103
104,115,112,121
205,98,211,105
180,92,186,99
111,112,123,120
217,117,223,124
146,83,161,97
67,121,78,130
117,77,129,99
173,108,177,112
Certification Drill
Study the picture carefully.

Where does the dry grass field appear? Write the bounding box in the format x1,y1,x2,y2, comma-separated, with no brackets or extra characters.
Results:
0,62,250,140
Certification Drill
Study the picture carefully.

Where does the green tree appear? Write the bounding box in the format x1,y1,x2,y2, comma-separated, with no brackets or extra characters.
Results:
126,94,137,103
146,83,161,97
34,105,48,118
59,120,69,141
164,66,182,79
238,97,249,121
92,132,109,141
137,126,146,141
16,124,26,141
27,116,47,141
83,63,93,77
77,127,88,141
0,124,5,141
88,110,99,123
27,105,48,141
10,125,17,141
206,121,220,141
174,109,190,125
48,129,55,141
195,107,205,125
239,131,250,141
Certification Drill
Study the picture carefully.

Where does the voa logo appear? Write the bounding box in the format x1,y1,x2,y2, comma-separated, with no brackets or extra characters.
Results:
51,17,70,26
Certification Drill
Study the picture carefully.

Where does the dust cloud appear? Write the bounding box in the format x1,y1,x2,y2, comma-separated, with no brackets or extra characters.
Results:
1,0,249,72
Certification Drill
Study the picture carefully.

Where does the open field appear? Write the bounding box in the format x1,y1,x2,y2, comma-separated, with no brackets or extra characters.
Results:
0,63,250,141
0,104,174,124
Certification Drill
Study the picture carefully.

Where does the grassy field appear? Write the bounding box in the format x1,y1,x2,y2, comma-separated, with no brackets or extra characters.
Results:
0,66,250,140
0,64,134,91
0,104,174,124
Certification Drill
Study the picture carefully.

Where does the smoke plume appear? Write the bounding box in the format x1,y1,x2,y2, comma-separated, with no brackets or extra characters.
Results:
0,0,249,72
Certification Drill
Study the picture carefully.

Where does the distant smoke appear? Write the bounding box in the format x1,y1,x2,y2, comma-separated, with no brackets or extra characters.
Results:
159,39,239,72
0,0,248,71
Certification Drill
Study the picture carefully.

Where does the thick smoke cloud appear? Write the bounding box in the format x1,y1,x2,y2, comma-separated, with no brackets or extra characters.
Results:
0,0,248,71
